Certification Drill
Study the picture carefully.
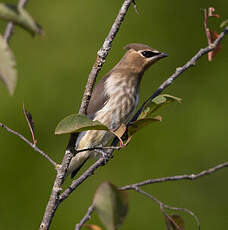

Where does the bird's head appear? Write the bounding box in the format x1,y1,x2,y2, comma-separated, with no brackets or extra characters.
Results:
116,43,168,75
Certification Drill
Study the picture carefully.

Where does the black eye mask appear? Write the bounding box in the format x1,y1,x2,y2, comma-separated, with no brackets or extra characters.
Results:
141,50,160,58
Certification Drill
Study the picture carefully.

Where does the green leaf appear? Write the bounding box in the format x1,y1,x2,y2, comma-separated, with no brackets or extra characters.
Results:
94,182,128,230
138,94,182,119
0,35,17,95
165,214,185,230
0,3,43,36
128,116,162,136
55,114,108,135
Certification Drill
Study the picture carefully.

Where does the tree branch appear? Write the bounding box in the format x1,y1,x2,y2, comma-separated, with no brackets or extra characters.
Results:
39,1,135,229
120,161,228,190
75,160,228,229
133,187,200,230
74,204,95,230
59,157,107,203
75,145,122,154
0,122,57,168
3,0,29,43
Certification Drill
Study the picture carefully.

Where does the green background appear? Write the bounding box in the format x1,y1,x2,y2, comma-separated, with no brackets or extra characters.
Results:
0,0,228,229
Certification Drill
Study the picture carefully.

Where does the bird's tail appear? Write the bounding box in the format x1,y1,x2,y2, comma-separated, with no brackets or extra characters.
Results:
66,151,90,178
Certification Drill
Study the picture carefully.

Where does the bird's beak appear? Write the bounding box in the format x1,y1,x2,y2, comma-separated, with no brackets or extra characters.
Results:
159,52,168,58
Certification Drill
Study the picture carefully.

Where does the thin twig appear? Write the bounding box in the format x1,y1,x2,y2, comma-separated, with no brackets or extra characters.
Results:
0,122,57,168
134,187,200,230
75,204,95,230
134,187,181,230
59,157,107,203
71,151,227,229
130,26,228,122
75,145,122,154
39,2,135,229
3,0,29,42
75,160,228,228
120,161,228,190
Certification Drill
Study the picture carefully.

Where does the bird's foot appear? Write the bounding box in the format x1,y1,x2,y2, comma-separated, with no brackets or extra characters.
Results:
95,148,113,165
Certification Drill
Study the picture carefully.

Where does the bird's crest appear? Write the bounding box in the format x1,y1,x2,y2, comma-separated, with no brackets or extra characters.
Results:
124,43,153,51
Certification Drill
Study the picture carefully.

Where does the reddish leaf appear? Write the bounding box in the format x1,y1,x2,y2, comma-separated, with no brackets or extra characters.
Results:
203,7,222,62
165,214,185,230
23,102,37,145
208,7,220,18
208,31,222,61
110,123,126,146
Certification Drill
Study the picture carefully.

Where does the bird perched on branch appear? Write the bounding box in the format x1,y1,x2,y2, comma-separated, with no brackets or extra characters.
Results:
67,43,168,178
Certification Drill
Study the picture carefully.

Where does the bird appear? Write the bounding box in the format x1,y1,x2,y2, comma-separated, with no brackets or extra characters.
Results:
67,43,168,178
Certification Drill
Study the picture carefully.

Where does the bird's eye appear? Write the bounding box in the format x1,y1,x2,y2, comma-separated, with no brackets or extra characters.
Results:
141,50,160,58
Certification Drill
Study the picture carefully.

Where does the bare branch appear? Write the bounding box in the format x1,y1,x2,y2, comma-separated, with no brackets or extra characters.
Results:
0,122,57,168
3,0,29,42
120,161,228,190
75,204,95,230
59,157,107,203
134,187,200,230
40,149,74,230
75,145,122,154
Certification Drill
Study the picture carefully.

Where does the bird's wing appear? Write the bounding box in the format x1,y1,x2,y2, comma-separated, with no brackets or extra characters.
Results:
75,73,111,149
87,72,110,119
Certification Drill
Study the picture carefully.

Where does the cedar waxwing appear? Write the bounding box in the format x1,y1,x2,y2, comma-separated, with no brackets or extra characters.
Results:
68,43,168,178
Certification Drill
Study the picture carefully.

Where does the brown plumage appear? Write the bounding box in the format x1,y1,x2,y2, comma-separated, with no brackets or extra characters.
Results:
67,43,168,178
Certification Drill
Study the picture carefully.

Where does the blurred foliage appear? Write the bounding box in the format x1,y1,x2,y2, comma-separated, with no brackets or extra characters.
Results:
0,34,16,94
0,3,43,37
0,0,228,230
93,182,128,230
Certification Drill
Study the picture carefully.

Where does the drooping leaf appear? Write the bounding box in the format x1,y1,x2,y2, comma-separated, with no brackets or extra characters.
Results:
123,116,162,146
165,214,185,230
0,3,43,36
110,123,126,146
93,182,128,230
128,116,162,136
55,114,108,135
138,94,182,119
0,35,17,95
